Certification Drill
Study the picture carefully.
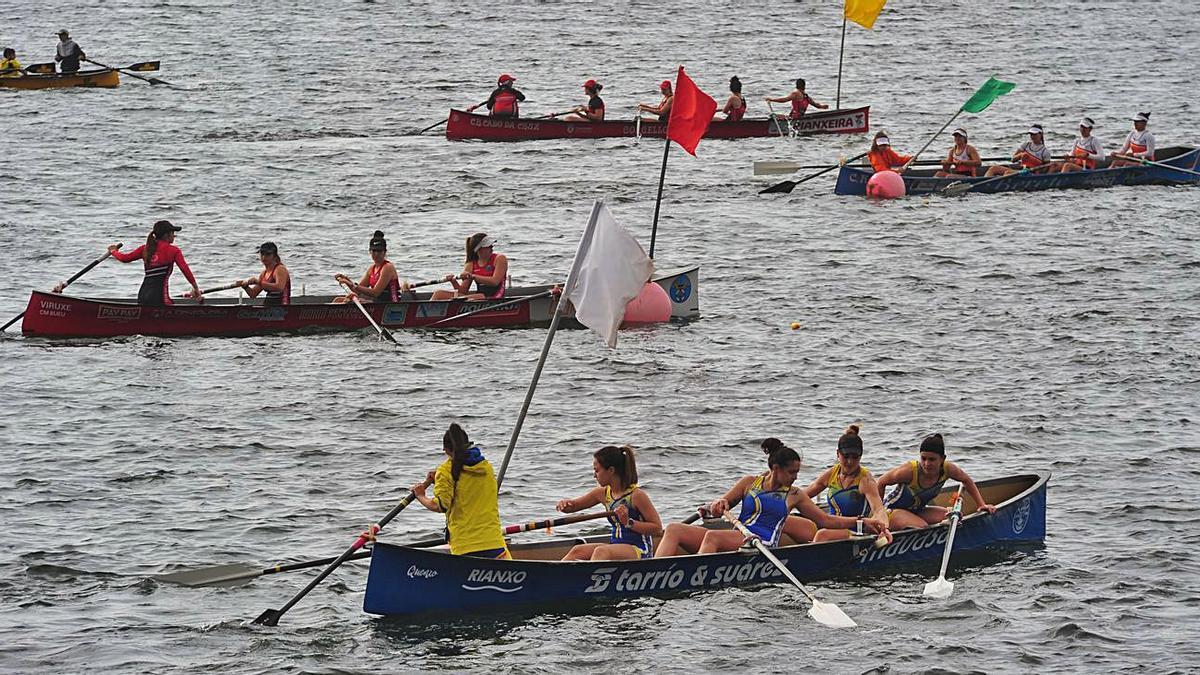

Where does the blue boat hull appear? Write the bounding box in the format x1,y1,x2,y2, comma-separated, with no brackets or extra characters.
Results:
363,473,1048,617
834,146,1200,196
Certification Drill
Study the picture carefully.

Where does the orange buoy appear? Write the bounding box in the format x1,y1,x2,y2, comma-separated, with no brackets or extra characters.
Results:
866,170,906,199
622,282,672,324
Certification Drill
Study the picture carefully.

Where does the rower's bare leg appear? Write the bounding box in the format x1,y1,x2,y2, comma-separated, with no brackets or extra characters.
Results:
784,515,817,543
813,527,854,542
984,165,1014,177
697,529,747,554
919,505,950,525
1060,161,1083,173
430,289,454,301
591,543,643,561
886,508,929,530
654,522,708,557
561,543,604,561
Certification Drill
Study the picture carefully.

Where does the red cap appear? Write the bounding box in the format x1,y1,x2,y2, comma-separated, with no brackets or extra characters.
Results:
498,73,515,84
582,79,597,89
660,80,671,91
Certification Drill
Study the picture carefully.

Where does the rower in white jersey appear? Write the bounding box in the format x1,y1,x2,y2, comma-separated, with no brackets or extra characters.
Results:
1058,117,1105,172
1110,112,1156,167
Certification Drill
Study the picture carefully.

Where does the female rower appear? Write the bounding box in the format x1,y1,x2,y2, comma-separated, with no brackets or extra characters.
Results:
333,230,400,303
875,433,997,530
430,233,508,301
934,128,982,178
718,75,747,121
1109,112,1155,167
109,219,201,305
0,48,22,76
243,241,291,305
466,73,525,118
1060,117,1104,172
562,79,605,122
409,423,509,558
985,124,1053,177
638,80,673,121
868,131,912,173
557,445,663,561
803,425,890,542
764,77,828,120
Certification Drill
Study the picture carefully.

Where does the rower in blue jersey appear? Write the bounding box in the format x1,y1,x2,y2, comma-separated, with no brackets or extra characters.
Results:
804,424,891,542
557,445,662,561
876,433,997,530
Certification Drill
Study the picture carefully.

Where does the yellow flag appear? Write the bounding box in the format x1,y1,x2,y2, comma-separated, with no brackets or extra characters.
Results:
844,0,887,29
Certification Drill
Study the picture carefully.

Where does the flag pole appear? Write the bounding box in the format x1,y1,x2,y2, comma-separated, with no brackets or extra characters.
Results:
835,17,847,110
903,109,962,169
495,200,603,489
648,137,671,258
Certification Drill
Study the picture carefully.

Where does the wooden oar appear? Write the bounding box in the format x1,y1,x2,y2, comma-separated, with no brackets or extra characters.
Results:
765,102,789,141
1,245,120,332
337,281,397,343
721,511,856,628
754,156,1014,176
923,491,964,599
503,510,613,535
431,288,555,326
189,281,244,296
760,151,869,195
252,491,418,626
1113,154,1200,178
83,58,177,87
532,110,575,120
414,118,448,135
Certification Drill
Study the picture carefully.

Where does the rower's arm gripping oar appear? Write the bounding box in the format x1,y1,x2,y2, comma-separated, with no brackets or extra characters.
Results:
503,510,614,535
337,280,397,344
2,245,120,332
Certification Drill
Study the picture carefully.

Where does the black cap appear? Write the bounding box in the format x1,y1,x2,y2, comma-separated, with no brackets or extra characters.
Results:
257,241,278,256
152,220,181,238
919,433,945,456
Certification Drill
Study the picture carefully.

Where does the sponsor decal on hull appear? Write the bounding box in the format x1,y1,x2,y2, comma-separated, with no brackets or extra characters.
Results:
236,307,286,321
669,274,692,303
38,299,74,318
97,305,140,320
1011,499,1031,534
857,527,949,564
582,559,783,595
463,567,526,593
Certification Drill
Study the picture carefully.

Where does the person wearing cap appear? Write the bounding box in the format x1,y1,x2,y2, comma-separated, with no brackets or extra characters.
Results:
867,131,912,173
875,433,997,531
242,242,292,305
984,124,1054,177
718,75,747,122
0,48,22,77
1059,117,1105,172
562,79,605,122
430,233,508,301
466,74,525,118
638,80,673,122
333,230,401,303
1110,112,1156,167
54,30,85,74
108,220,201,305
804,425,892,543
934,128,982,178
764,77,828,121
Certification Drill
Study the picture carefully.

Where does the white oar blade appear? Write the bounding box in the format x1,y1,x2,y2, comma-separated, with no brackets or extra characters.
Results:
941,181,971,197
154,563,261,588
808,599,857,629
753,161,801,175
923,577,954,599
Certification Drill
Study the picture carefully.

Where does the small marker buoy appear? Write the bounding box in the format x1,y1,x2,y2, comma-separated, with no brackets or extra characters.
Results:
790,322,801,330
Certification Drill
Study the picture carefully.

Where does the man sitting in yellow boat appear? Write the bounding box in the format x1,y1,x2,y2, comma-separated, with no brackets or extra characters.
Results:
0,48,21,77
55,30,85,74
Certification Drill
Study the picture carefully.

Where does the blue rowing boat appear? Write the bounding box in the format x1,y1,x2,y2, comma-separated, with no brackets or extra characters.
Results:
362,472,1048,617
834,146,1200,196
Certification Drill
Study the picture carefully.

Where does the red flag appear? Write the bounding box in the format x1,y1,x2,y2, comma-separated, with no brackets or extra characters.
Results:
666,66,717,156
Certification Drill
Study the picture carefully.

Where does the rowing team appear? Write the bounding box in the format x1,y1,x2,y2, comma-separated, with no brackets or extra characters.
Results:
462,72,830,124
868,112,1158,176
97,221,509,306
0,30,86,76
380,424,996,562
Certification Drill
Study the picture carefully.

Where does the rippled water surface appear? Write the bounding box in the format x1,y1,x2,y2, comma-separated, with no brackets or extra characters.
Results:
3,0,1200,672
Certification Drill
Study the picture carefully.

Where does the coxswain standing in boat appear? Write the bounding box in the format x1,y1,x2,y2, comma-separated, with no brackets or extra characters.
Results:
985,124,1054,177
54,30,85,74
1109,112,1155,167
868,131,912,174
429,233,507,301
467,74,525,118
242,242,291,305
556,445,663,561
0,48,22,77
875,433,996,530
804,425,892,543
561,79,605,122
764,77,828,120
717,76,747,121
638,80,673,122
333,230,401,303
933,128,983,178
1059,117,1105,173
108,220,201,305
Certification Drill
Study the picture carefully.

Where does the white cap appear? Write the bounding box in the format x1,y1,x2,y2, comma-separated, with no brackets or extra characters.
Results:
1132,112,1150,123
473,235,496,251
875,136,890,146
952,127,968,138
1079,117,1094,128
1028,124,1044,135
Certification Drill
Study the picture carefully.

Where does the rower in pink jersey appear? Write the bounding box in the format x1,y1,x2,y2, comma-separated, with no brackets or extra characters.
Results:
430,233,508,301
764,77,828,120
334,230,401,303
108,220,201,305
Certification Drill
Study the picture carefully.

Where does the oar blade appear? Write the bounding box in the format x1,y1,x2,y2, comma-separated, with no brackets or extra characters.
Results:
252,608,284,626
753,161,802,175
940,181,973,197
808,599,858,629
127,61,161,72
759,180,798,195
922,576,954,599
154,563,262,588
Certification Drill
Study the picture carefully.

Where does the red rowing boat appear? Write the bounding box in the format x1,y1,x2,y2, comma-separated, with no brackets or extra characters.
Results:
19,267,699,338
444,107,870,141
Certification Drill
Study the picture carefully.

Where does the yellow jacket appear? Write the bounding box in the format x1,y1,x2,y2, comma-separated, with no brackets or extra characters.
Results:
0,58,22,77
433,450,507,555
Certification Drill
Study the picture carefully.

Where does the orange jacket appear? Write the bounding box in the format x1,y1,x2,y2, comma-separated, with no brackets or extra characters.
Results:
869,147,911,172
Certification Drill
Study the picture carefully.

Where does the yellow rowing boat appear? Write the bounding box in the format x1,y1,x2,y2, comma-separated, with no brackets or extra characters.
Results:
0,68,119,90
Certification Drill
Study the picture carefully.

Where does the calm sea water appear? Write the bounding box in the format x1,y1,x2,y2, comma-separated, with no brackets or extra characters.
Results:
3,0,1200,672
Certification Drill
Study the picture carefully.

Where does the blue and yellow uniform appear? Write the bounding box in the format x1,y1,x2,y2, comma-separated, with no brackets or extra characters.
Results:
826,464,872,517
738,473,792,546
605,485,653,558
886,460,948,512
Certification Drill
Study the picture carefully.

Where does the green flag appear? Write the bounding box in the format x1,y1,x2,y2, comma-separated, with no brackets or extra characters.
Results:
961,77,1016,114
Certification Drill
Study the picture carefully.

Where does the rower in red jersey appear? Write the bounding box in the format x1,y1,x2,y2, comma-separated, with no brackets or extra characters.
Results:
765,77,828,120
108,219,201,305
430,233,508,301
467,73,526,118
638,80,673,121
718,76,747,121
334,230,401,303
867,131,912,173
243,241,291,305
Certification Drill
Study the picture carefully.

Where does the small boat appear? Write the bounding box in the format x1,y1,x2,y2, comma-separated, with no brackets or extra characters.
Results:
0,68,119,90
445,106,870,142
19,267,699,338
834,146,1200,196
362,472,1047,617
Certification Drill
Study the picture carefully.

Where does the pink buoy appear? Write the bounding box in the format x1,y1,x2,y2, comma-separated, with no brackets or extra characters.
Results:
866,170,906,199
622,282,672,324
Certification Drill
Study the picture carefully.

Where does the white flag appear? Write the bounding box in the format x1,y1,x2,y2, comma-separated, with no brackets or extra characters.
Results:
567,203,654,348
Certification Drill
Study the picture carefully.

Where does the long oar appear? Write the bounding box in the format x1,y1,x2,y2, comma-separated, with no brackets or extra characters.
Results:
923,491,964,599
252,491,418,626
760,151,869,195
722,511,856,628
533,110,575,120
337,281,397,343
431,289,555,326
1114,154,1200,178
84,58,177,87
2,245,120,332
765,102,789,142
754,156,1013,176
503,509,613,535
414,118,448,135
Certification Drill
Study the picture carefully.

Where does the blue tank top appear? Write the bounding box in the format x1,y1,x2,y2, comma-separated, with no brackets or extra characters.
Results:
605,485,653,557
739,473,792,547
886,460,948,511
826,463,871,517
